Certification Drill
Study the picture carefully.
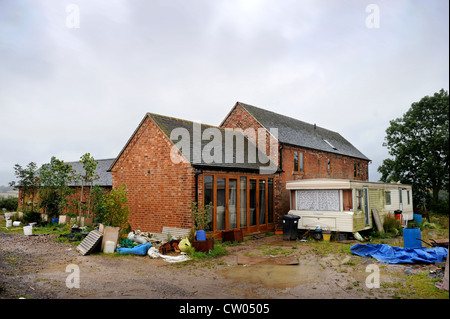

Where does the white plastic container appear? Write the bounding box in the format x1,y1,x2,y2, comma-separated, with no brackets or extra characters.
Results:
6,220,12,227
23,226,33,236
13,221,23,227
103,241,115,253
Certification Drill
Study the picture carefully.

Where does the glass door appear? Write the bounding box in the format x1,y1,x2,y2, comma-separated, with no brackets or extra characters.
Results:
216,178,226,231
259,180,266,225
240,177,247,228
249,179,257,226
229,179,237,229
204,175,214,231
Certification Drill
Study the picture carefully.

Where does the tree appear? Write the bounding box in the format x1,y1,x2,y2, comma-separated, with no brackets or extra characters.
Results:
103,184,130,228
378,89,449,207
91,185,108,223
78,153,98,217
9,162,40,211
38,156,76,217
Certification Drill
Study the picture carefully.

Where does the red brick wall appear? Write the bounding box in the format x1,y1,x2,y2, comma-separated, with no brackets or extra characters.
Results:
221,104,278,164
110,115,196,233
221,103,370,230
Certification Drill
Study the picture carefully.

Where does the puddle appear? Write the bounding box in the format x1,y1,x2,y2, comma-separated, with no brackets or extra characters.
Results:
220,261,326,289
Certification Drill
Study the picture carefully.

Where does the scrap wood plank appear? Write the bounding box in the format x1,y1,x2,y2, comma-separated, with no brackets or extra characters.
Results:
77,230,103,255
237,255,299,265
372,209,384,233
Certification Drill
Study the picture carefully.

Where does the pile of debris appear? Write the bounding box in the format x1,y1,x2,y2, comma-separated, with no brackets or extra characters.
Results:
76,226,192,263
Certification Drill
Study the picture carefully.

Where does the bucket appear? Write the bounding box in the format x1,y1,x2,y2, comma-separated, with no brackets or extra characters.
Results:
103,241,115,253
403,228,422,249
196,230,206,241
413,214,422,224
23,226,33,236
6,220,12,228
323,232,331,241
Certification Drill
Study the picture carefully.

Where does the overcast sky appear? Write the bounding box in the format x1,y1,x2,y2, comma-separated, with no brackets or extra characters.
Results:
0,0,448,185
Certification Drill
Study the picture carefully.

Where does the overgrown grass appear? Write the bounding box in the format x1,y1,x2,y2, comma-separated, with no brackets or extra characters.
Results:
0,219,95,245
185,242,229,260
398,272,449,299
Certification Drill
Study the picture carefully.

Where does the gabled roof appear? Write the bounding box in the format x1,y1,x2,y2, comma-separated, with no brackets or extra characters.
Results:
149,113,279,173
226,102,370,161
67,158,114,187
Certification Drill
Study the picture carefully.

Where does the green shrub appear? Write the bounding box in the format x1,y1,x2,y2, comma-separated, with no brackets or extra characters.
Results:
383,213,402,234
0,197,18,211
22,211,42,224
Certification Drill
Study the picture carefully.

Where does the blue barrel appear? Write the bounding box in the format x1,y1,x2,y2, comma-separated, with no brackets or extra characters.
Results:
413,214,422,224
52,218,59,224
196,230,206,241
403,228,422,249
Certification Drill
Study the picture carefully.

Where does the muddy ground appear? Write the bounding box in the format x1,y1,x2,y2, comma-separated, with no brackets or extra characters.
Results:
0,231,445,300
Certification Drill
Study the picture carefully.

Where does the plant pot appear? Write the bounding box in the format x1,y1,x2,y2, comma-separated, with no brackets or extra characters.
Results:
191,237,214,253
222,229,243,243
83,217,93,226
58,215,69,225
76,216,93,227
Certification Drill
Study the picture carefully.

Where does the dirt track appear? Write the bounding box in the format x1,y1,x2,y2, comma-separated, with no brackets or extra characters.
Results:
0,231,442,300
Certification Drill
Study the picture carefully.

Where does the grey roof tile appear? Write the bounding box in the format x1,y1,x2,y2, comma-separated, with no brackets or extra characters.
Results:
66,158,114,187
237,102,370,161
149,113,279,173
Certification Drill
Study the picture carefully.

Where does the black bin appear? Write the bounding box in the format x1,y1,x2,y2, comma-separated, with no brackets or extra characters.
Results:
282,214,300,240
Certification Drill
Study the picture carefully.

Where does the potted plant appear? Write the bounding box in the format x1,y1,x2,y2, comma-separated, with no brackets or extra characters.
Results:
190,200,214,253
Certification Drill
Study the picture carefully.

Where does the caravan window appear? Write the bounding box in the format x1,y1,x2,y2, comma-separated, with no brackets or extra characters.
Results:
356,189,363,210
296,190,340,211
385,191,391,205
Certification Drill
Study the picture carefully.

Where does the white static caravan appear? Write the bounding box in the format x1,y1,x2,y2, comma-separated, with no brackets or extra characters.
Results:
286,179,413,233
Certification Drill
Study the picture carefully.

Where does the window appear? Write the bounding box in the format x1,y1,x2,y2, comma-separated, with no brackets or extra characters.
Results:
294,151,304,173
356,189,363,210
299,152,304,172
354,163,360,178
296,190,340,211
327,158,331,170
407,190,410,205
399,189,403,204
385,191,391,205
294,152,298,171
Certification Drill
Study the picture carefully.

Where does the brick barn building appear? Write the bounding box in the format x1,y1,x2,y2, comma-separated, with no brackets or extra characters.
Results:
108,102,370,236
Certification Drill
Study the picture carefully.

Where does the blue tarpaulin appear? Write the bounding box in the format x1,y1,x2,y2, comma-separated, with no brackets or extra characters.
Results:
351,243,448,264
116,242,152,256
